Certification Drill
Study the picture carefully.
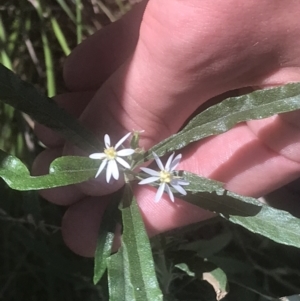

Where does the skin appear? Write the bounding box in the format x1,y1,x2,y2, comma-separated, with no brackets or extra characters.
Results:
33,0,300,257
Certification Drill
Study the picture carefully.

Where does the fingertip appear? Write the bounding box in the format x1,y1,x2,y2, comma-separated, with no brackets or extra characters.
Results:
77,176,125,197
133,184,215,237
39,186,85,206
62,143,126,196
62,197,109,257
32,148,62,176
61,185,214,258
32,148,85,205
34,123,65,148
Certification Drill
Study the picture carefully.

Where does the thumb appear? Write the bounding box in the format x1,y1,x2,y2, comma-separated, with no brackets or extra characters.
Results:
69,0,284,194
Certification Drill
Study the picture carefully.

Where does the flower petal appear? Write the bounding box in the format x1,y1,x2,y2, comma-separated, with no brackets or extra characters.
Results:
106,161,112,183
155,183,165,203
104,134,111,148
140,167,160,177
116,156,130,169
95,159,107,178
109,159,119,180
165,184,175,202
165,153,175,171
170,153,182,171
152,152,164,171
89,153,106,159
138,176,160,185
171,183,187,196
115,132,131,149
106,160,119,183
117,148,135,157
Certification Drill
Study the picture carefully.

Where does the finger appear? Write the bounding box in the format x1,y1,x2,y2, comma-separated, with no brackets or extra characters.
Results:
72,0,299,195
32,144,125,206
62,120,300,257
247,113,300,164
63,1,147,91
62,196,110,257
180,123,300,197
32,148,85,205
62,190,214,257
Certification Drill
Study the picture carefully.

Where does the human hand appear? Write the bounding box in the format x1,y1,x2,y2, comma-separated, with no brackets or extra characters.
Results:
33,0,300,257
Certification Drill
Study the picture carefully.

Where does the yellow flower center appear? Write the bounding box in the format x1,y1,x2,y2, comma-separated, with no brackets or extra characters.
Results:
159,170,172,183
104,147,117,160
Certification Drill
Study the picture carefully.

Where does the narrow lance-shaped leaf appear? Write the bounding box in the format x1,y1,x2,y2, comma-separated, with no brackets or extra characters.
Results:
107,185,163,301
143,83,300,160
180,171,300,249
107,242,134,301
227,206,300,250
176,171,262,216
0,150,97,190
93,193,121,285
0,63,101,153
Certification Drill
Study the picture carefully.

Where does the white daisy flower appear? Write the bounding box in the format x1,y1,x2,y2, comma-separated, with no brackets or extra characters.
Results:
139,152,189,202
89,132,135,183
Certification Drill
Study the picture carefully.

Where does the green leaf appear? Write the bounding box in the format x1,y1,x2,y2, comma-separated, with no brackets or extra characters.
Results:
0,150,97,190
181,171,300,249
93,195,121,285
182,172,262,216
107,245,134,301
209,255,280,300
203,266,228,301
145,83,300,160
227,206,300,249
0,63,101,153
94,231,115,285
175,263,195,277
175,257,229,300
107,186,163,301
